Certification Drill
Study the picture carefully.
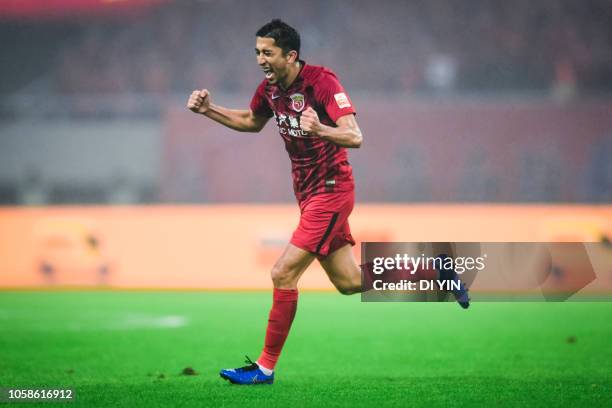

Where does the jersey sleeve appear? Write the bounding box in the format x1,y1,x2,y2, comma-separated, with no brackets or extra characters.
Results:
249,81,274,118
314,71,356,123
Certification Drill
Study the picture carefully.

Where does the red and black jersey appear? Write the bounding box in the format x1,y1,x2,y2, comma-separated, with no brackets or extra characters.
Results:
250,61,356,201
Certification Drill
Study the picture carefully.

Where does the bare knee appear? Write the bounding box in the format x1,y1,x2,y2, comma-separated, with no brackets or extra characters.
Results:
271,261,298,288
335,275,362,295
337,285,359,295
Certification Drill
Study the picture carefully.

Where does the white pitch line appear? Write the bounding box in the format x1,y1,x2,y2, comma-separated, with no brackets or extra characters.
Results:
110,314,189,330
0,312,190,332
61,314,190,331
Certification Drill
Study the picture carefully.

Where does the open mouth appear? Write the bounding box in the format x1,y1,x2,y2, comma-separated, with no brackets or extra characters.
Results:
262,66,275,80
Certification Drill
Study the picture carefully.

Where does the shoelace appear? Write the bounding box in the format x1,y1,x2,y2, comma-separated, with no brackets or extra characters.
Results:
235,356,259,372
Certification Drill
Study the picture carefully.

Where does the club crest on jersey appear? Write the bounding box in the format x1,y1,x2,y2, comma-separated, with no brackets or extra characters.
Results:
289,93,305,112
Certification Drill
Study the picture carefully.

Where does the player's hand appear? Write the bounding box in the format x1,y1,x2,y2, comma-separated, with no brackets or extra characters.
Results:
187,89,211,114
300,107,322,135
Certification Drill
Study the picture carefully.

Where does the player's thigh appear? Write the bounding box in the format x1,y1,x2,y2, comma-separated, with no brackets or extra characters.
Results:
318,243,361,288
271,243,316,286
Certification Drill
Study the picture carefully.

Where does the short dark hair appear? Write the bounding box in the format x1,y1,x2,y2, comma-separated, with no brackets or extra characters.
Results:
256,19,301,58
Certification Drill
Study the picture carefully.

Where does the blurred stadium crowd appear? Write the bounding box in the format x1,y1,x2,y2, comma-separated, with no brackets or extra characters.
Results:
0,0,611,205
1,0,611,97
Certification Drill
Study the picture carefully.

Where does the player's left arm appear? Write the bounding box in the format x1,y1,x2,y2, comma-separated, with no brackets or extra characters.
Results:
300,108,362,148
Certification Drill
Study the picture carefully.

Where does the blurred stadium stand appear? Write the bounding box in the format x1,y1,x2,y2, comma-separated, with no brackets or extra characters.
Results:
0,0,611,204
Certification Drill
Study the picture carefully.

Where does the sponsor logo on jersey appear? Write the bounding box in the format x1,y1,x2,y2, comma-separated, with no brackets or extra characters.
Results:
334,92,351,108
289,93,305,112
273,112,308,137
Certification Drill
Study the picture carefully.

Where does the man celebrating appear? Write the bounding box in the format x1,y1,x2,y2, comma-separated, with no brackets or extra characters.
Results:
187,19,468,385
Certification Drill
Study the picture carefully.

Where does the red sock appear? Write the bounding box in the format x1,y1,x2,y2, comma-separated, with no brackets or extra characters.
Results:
257,288,298,370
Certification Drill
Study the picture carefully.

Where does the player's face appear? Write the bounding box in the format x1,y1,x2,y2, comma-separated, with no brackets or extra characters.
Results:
255,36,297,86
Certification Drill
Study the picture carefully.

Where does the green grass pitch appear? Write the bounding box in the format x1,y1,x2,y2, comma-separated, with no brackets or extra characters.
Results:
0,292,610,407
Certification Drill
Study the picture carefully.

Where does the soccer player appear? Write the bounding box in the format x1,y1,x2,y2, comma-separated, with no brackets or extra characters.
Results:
187,19,469,385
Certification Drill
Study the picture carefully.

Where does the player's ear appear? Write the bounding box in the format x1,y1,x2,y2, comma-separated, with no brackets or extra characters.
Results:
286,50,298,64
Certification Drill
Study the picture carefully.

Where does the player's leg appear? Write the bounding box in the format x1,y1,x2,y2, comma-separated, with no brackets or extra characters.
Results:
319,239,470,308
309,189,449,295
269,243,316,289
316,207,433,295
319,243,439,295
220,243,314,385
319,243,362,295
302,190,359,295
256,243,314,371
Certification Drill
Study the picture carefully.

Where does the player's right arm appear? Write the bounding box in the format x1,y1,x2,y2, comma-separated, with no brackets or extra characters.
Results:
187,89,269,133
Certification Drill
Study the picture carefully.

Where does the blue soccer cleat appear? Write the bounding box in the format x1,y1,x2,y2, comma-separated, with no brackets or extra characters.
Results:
219,356,274,385
436,254,471,309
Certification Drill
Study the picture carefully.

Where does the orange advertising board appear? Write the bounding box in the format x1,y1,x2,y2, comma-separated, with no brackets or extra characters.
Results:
1,205,611,289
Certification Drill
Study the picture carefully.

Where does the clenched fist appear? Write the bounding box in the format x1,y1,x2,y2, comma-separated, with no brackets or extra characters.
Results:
300,107,322,135
187,89,211,114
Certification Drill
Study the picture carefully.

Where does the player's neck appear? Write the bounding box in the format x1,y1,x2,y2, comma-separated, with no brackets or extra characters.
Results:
279,61,302,90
